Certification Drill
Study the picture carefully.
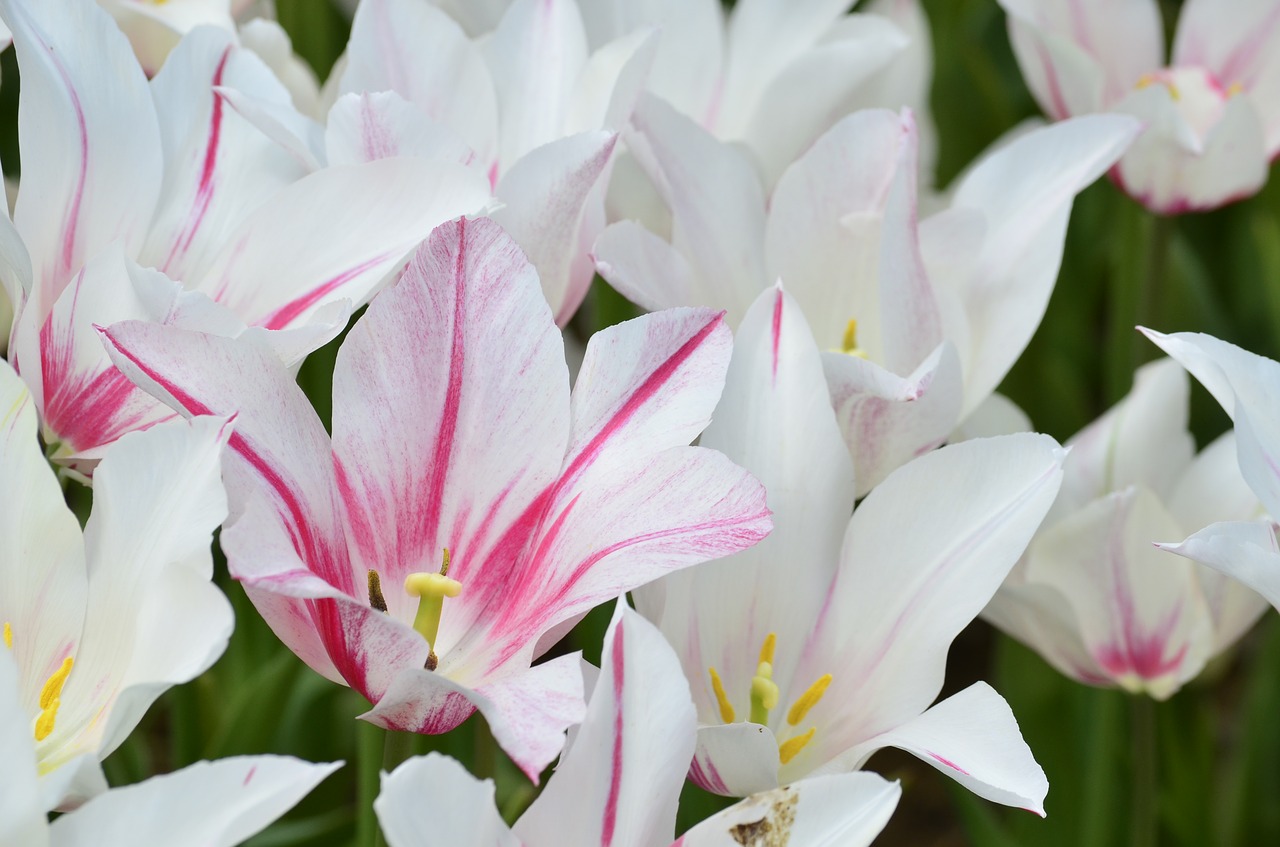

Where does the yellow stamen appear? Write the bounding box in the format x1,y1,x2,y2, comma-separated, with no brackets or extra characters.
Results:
1136,74,1154,89
709,667,736,723
1167,82,1181,101
1228,81,1245,97
39,658,73,710
840,319,868,358
3,622,10,649
786,674,833,726
757,632,777,666
750,661,780,725
778,727,817,765
35,701,60,742
404,549,461,670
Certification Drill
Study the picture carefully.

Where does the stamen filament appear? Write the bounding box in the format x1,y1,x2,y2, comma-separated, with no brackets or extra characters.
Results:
787,674,833,726
709,667,736,724
778,727,817,765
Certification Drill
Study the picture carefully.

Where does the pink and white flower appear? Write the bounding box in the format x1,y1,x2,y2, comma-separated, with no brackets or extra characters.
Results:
999,0,1280,213
374,604,901,847
982,359,1269,699
0,647,340,847
1141,329,1280,614
0,359,234,810
0,0,491,467
100,217,772,782
595,101,1136,493
634,284,1061,810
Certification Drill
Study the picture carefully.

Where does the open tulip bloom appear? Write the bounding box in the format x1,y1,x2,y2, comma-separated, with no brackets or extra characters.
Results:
633,284,1062,812
0,0,491,466
1141,330,1280,614
374,604,901,847
0,647,341,847
595,100,1137,494
999,0,1280,213
0,359,234,809
100,217,772,782
982,359,1268,700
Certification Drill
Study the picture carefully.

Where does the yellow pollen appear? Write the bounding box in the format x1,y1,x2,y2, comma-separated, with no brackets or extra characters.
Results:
1228,81,1245,97
757,632,777,666
35,702,60,742
1135,74,1180,100
3,622,10,649
39,658,73,710
786,674,833,726
404,549,461,669
778,727,817,765
840,319,868,358
708,667,736,723
1136,74,1154,89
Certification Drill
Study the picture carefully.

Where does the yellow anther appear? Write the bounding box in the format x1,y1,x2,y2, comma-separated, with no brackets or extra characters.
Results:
709,667,736,724
1228,81,1245,97
840,319,868,358
1136,74,1154,90
787,674,833,726
35,700,60,742
757,632,777,666
39,658,73,710
3,622,10,649
1167,82,1181,101
1134,74,1180,100
778,727,817,765
404,549,462,670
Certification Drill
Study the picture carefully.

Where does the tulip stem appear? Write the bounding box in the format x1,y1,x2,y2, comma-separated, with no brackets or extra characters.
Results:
1130,695,1158,847
357,721,383,847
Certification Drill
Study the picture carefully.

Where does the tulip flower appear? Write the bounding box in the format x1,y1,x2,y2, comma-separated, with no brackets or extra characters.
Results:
999,0,1280,213
595,101,1137,493
1141,329,1280,612
634,284,1060,810
374,604,901,847
0,359,233,809
0,648,340,847
101,217,772,781
0,0,490,467
982,359,1268,699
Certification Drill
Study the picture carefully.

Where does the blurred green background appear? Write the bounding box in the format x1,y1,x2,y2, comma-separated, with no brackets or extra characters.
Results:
16,0,1280,843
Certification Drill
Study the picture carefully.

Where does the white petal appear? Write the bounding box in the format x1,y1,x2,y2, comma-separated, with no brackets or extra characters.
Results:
689,722,782,797
951,392,1032,441
1162,520,1280,611
324,91,476,168
851,682,1047,814
0,650,49,846
48,756,340,847
375,754,520,847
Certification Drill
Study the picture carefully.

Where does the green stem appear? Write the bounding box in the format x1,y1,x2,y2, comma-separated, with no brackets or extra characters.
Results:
356,722,383,847
1136,214,1173,348
473,717,497,782
1131,695,1158,847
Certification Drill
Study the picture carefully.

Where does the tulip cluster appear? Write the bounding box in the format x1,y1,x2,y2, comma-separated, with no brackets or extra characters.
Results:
2,0,1279,845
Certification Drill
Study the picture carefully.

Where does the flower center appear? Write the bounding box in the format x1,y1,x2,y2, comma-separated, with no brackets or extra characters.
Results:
707,632,833,765
403,549,462,672
1134,66,1243,142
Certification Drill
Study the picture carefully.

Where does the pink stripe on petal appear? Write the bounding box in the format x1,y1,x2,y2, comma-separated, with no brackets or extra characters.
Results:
929,752,972,776
601,616,627,847
257,252,391,330
770,287,783,384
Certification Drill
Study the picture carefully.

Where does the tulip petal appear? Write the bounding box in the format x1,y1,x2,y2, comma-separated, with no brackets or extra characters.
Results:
0,0,161,316
0,631,50,846
516,605,695,847
678,772,900,847
324,91,476,168
851,681,1048,815
689,722,782,797
48,756,341,847
1161,520,1280,611
592,219,700,313
376,754,520,847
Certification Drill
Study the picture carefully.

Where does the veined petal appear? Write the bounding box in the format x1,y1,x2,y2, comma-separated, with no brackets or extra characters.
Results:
1174,0,1280,151
331,218,569,643
766,108,905,354
363,652,585,784
612,94,768,324
1161,520,1280,611
324,91,477,168
941,115,1139,415
48,756,341,847
192,158,492,330
849,682,1047,815
483,0,590,170
678,772,900,847
743,15,907,189
822,342,964,498
140,29,304,285
516,605,695,847
341,0,498,165
0,651,49,847
376,754,520,847
48,415,234,770
492,131,618,323
0,360,87,722
637,287,851,722
0,0,161,319
818,434,1063,749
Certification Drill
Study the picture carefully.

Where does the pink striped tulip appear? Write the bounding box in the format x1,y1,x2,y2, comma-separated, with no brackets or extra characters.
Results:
1000,0,1280,213
100,218,772,782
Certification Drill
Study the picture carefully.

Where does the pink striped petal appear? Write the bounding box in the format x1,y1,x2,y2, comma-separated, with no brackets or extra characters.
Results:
689,722,781,797
325,91,476,168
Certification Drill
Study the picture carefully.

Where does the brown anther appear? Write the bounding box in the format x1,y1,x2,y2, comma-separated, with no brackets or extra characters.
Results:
368,569,388,613
425,651,439,671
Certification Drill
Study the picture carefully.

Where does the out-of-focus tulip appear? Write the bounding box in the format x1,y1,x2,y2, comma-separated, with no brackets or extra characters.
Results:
999,0,1280,213
983,359,1269,700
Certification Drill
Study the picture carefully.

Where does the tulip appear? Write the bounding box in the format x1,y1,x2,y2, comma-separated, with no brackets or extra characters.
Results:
999,0,1280,213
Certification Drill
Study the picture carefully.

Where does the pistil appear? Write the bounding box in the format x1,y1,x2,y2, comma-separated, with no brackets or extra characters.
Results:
404,549,461,671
